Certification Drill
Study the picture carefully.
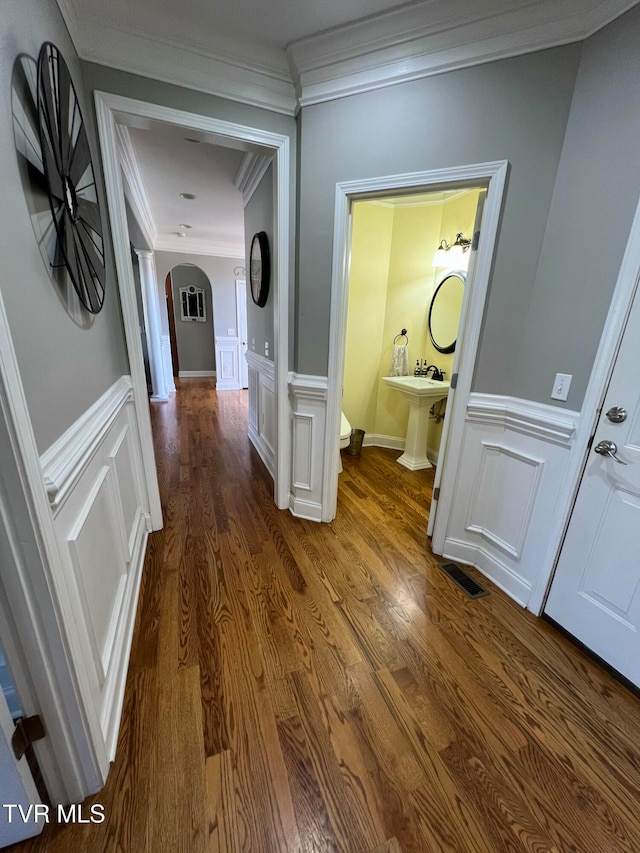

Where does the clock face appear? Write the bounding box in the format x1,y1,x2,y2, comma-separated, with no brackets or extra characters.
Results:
37,43,106,314
250,231,270,307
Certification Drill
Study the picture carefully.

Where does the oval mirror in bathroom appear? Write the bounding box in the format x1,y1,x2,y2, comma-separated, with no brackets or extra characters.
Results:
428,270,466,354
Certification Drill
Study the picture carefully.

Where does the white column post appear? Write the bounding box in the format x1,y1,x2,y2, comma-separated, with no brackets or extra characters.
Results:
135,249,168,402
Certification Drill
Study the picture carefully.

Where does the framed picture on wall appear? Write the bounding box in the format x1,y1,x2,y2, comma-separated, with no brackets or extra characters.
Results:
180,285,206,322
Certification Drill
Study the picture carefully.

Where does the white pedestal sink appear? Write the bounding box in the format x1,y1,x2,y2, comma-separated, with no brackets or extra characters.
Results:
382,376,451,470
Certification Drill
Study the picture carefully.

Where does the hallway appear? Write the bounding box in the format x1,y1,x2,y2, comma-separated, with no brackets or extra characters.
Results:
13,379,640,852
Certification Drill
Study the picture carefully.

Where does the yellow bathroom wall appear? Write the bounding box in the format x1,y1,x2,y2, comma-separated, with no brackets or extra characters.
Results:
342,202,394,433
344,189,481,460
375,204,442,440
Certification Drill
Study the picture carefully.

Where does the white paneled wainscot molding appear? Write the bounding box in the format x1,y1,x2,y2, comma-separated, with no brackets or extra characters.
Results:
39,376,151,762
441,394,579,609
246,350,276,478
288,374,329,521
215,336,242,390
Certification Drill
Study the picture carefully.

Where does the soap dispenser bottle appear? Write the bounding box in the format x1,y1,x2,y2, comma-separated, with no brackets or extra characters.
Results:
414,360,421,376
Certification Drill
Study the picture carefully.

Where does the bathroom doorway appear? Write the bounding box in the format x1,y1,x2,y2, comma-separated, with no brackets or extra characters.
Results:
340,188,482,495
323,161,508,546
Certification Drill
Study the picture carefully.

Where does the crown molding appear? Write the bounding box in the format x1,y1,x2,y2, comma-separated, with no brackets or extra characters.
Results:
234,152,273,207
369,188,473,208
55,0,80,44
63,0,638,115
116,125,157,249
289,0,640,107
73,17,297,116
153,235,245,258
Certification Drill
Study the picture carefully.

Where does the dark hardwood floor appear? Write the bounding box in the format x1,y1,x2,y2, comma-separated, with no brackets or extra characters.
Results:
16,379,640,852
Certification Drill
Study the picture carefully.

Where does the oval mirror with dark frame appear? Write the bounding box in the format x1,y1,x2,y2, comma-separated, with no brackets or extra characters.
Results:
428,269,466,354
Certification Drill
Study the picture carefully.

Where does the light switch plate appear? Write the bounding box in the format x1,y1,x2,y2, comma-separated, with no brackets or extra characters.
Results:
551,373,572,401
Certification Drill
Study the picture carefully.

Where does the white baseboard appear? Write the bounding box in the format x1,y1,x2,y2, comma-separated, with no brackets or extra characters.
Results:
216,378,242,391
289,494,324,521
178,370,216,377
442,537,532,607
362,433,440,465
362,433,404,450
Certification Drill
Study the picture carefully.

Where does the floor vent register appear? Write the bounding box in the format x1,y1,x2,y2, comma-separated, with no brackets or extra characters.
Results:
439,562,489,599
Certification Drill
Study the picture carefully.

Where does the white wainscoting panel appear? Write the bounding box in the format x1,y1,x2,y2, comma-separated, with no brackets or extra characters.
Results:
40,375,150,759
215,336,242,390
246,351,276,477
441,394,579,608
160,335,176,393
289,373,328,521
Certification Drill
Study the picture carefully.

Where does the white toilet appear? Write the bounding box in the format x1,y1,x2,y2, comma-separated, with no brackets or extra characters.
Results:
339,411,351,472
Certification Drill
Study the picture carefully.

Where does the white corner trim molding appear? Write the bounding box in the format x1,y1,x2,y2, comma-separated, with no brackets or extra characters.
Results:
73,16,296,115
466,394,578,446
40,377,134,512
289,0,640,107
234,152,273,207
153,234,245,258
246,349,276,380
289,373,328,522
63,0,636,113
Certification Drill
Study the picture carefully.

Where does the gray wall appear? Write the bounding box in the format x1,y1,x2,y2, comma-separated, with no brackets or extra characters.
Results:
169,265,216,372
155,251,243,340
244,163,274,360
2,0,129,453
296,46,582,395
514,5,640,410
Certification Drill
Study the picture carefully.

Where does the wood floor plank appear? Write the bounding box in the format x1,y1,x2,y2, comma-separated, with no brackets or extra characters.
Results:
13,381,640,853
205,750,241,853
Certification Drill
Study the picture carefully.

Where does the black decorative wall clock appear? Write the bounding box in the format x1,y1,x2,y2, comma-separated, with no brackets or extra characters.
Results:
249,231,270,307
36,43,106,314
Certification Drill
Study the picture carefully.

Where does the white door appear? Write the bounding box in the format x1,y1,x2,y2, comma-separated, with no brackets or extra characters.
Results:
236,280,248,389
0,690,43,847
428,190,486,537
545,277,640,687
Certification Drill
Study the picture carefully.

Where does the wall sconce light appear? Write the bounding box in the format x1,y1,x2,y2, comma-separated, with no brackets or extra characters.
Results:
432,232,472,267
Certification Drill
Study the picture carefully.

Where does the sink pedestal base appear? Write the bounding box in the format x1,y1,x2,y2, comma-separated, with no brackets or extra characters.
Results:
397,397,433,470
381,376,449,472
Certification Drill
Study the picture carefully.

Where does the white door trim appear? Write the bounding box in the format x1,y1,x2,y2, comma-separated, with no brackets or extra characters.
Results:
236,279,249,389
93,92,291,511
530,189,640,615
322,161,508,524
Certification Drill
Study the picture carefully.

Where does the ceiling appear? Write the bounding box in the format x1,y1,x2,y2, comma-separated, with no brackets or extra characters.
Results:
120,122,248,257
72,0,637,256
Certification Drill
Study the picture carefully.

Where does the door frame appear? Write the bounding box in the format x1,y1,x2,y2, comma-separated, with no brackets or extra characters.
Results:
165,272,180,378
323,161,508,525
94,92,292,513
236,279,249,388
531,189,640,614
